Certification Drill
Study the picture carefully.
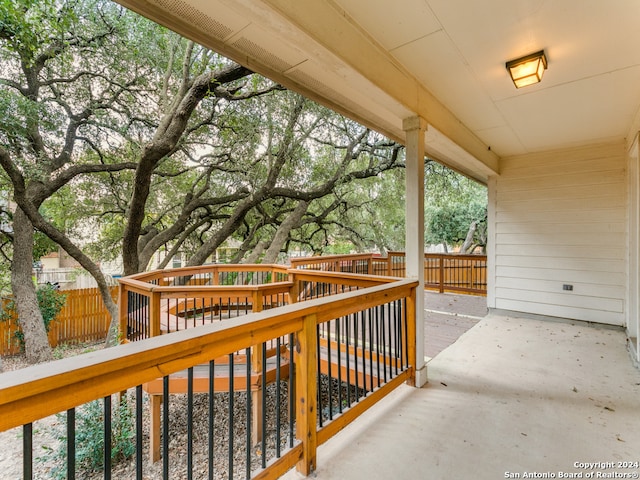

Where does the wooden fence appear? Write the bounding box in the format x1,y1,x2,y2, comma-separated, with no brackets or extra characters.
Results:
293,252,488,295
0,286,117,356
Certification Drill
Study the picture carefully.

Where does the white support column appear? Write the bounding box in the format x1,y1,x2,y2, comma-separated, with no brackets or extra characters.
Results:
628,134,640,365
403,116,427,387
486,175,498,310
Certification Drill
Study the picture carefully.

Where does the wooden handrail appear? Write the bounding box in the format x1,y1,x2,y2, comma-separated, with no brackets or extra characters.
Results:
290,269,400,286
289,253,372,266
149,281,292,298
125,263,285,283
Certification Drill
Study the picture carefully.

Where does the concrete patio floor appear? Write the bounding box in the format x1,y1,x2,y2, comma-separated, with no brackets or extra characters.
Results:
283,312,640,480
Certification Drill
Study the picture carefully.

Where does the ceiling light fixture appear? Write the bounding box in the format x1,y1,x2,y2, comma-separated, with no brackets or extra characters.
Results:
506,50,547,88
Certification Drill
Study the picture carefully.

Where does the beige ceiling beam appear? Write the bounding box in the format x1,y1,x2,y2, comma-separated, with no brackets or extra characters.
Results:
258,0,499,176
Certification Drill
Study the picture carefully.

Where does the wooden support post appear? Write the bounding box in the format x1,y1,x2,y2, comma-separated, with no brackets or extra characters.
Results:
288,274,300,304
148,292,163,462
149,292,161,338
295,314,318,476
439,256,445,293
251,290,264,443
150,394,162,462
117,284,128,344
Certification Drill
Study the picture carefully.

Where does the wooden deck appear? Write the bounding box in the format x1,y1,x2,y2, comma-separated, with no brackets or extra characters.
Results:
424,291,487,358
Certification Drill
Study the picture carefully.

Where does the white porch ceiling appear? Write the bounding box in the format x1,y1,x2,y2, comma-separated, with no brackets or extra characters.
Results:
116,0,640,183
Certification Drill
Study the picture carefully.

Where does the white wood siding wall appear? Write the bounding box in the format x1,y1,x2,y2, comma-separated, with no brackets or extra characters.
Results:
489,142,627,326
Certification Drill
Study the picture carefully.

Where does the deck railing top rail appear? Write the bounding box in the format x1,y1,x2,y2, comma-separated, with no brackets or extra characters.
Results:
125,263,287,284
289,252,373,265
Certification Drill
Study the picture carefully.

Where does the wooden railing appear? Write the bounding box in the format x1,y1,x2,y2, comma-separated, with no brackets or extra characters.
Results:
292,252,487,296
290,253,374,275
0,286,118,356
119,264,291,341
1,264,418,479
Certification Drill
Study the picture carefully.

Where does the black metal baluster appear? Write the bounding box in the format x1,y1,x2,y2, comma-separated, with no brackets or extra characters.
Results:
67,409,75,480
133,292,138,340
136,386,143,480
228,354,234,480
104,396,112,480
23,423,33,480
201,294,206,326
368,309,374,393
403,299,409,368
142,294,148,340
345,314,352,408
261,342,267,468
187,367,194,480
382,303,388,383
246,348,252,480
209,360,215,480
127,292,133,341
393,301,401,375
316,323,323,427
275,337,282,457
396,300,403,371
353,312,360,401
288,333,295,448
361,311,368,395
130,292,135,341
337,317,343,414
327,320,333,420
375,306,381,388
128,292,134,340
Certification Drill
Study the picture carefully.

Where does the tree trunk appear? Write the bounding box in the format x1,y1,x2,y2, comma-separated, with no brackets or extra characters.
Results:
243,240,268,264
12,208,52,363
262,201,309,264
461,220,478,253
121,62,253,276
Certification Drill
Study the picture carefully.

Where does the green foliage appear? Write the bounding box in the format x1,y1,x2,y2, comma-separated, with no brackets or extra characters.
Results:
33,231,57,261
42,395,135,478
36,283,66,330
426,201,487,250
0,283,66,347
323,241,354,255
422,161,488,251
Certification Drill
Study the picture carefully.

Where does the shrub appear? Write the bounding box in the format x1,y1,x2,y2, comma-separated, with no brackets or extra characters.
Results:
0,283,66,349
42,395,135,478
36,283,67,332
